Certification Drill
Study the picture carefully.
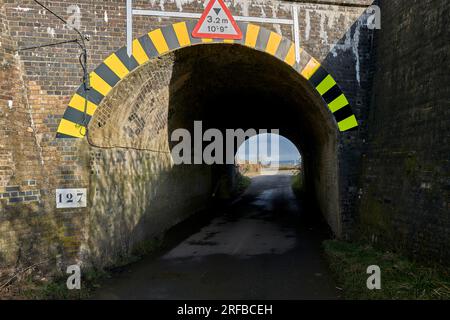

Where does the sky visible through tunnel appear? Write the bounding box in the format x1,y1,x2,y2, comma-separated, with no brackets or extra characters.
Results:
235,134,301,165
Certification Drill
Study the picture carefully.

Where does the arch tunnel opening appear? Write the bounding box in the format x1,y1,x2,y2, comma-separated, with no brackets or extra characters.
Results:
235,133,302,177
85,44,341,267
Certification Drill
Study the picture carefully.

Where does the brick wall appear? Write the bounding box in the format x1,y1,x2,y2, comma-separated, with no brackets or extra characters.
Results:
0,0,374,276
357,0,450,263
0,2,50,271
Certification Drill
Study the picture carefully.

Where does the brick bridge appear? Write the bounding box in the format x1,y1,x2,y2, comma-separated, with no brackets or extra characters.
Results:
0,0,449,274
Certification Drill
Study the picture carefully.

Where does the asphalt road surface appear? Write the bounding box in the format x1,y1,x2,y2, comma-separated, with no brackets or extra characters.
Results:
93,173,340,300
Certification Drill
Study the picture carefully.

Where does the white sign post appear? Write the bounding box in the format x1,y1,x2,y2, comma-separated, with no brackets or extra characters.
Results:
56,188,87,209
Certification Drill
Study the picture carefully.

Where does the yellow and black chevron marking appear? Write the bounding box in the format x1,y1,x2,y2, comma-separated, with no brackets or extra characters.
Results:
301,59,359,132
56,21,358,138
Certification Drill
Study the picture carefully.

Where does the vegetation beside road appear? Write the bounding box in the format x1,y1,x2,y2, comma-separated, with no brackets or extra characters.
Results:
0,267,107,300
235,173,251,195
323,240,450,300
291,171,304,197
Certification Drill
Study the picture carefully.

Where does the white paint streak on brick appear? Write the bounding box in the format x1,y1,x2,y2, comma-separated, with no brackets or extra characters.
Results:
175,0,184,12
319,13,328,44
305,9,311,40
240,0,250,16
153,0,293,19
330,16,363,85
259,6,267,18
271,4,282,35
47,27,55,38
14,6,33,12
352,22,361,85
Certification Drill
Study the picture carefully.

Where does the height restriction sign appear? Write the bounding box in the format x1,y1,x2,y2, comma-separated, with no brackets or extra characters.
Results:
192,0,243,40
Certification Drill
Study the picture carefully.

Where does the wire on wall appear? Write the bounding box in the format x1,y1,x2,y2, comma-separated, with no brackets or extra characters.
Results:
17,0,91,137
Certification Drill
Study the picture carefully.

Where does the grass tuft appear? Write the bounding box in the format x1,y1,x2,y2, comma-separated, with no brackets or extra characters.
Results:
323,240,450,300
235,174,251,195
291,171,304,197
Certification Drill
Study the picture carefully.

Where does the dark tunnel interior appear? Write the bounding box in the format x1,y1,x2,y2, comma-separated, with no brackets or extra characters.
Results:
167,45,341,234
88,44,342,236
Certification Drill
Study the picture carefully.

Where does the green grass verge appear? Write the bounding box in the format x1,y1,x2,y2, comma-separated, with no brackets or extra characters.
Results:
291,172,303,197
5,238,166,300
13,268,108,300
323,240,450,300
236,174,251,195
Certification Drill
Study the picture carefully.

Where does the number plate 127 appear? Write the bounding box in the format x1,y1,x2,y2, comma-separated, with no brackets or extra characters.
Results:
56,188,87,208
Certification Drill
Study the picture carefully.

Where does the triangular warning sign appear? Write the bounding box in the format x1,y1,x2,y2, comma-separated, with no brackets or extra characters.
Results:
192,0,243,40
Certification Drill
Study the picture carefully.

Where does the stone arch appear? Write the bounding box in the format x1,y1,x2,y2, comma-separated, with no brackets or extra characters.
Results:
56,21,358,138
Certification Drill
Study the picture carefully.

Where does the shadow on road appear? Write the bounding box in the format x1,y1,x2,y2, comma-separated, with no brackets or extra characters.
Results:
92,173,340,300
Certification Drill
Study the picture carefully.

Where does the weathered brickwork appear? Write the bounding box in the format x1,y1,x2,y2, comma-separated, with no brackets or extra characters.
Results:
357,0,450,263
10,0,449,283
